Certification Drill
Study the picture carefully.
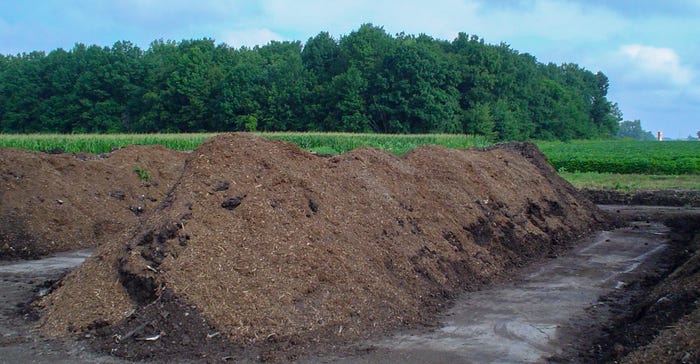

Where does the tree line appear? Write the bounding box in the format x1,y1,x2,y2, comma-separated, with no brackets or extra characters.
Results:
0,24,622,141
617,119,656,141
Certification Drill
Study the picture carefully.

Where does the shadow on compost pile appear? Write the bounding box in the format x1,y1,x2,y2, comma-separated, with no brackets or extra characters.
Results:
0,145,186,259
91,288,246,362
30,133,608,362
548,208,700,364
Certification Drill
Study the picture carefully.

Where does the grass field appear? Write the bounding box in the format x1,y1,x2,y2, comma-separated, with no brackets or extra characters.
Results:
1,133,698,190
559,172,700,191
537,140,700,175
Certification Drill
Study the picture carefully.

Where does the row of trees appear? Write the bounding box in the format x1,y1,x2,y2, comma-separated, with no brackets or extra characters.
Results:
0,24,622,140
617,120,657,140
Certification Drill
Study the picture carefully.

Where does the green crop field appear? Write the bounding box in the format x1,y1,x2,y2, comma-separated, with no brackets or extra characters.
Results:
536,140,700,175
0,133,219,153
1,134,699,190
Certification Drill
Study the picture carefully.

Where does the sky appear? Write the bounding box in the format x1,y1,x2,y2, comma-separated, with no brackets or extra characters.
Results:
1,0,698,138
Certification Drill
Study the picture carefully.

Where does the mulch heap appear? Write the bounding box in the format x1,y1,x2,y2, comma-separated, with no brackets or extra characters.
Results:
37,133,608,361
0,145,185,259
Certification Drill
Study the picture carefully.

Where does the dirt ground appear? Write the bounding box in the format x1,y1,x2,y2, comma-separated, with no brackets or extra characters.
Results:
1,134,698,363
583,189,700,208
547,206,700,364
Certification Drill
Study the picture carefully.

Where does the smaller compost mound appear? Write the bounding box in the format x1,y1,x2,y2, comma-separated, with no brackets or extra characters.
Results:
0,146,185,259
39,133,606,361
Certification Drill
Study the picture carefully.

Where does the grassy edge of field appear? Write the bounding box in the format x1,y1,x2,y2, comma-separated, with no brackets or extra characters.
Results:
559,172,700,192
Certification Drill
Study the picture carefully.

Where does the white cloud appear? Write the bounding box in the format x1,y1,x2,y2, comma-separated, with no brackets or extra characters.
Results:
603,44,699,137
617,44,695,86
218,28,284,48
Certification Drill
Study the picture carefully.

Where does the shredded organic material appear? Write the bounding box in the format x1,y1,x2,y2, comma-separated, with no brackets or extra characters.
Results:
30,133,606,360
0,145,185,259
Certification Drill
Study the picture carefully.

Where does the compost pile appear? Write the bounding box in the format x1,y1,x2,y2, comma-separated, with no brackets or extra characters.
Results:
37,133,606,361
0,145,185,259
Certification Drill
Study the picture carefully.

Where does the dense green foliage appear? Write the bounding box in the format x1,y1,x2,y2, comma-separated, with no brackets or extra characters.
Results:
2,133,697,176
0,24,621,140
617,119,656,141
538,140,700,175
